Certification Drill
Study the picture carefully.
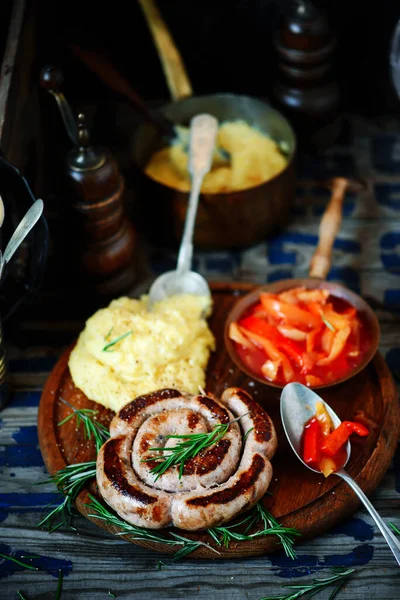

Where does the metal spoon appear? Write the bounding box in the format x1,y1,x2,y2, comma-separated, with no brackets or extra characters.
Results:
148,114,217,306
280,382,400,566
0,199,44,280
0,196,4,229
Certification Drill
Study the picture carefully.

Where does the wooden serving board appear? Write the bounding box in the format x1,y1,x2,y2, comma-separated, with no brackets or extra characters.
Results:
38,282,400,559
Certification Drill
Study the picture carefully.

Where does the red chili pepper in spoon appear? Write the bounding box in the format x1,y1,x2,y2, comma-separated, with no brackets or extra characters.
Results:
302,417,323,467
321,421,369,457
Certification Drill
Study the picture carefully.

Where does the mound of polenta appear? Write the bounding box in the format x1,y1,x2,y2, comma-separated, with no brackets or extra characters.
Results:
68,294,215,412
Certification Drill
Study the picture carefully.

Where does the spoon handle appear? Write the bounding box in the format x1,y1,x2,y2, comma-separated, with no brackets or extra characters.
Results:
176,115,218,275
337,468,400,566
1,199,44,270
309,177,349,280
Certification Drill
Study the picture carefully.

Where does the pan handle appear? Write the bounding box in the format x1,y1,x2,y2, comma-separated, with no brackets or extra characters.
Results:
309,177,349,280
137,0,193,101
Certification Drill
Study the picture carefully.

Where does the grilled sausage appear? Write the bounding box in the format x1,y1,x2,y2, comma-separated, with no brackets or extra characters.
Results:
96,387,277,531
170,388,277,530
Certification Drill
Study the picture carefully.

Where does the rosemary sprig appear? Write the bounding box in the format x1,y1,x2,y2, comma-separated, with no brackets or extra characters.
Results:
55,570,63,600
207,502,300,559
37,461,97,532
243,427,254,442
102,330,133,352
321,314,336,332
259,567,355,600
86,494,218,560
143,414,248,481
105,326,114,341
389,522,400,535
0,553,38,571
58,398,109,453
16,570,64,600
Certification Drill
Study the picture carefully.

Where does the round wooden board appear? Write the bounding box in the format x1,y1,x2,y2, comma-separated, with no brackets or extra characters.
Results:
38,281,400,559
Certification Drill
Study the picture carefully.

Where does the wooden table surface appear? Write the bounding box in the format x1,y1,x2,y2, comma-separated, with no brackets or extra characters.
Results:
1,117,400,599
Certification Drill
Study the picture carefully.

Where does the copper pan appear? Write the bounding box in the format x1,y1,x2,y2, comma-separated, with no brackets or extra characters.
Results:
129,0,297,250
224,177,380,390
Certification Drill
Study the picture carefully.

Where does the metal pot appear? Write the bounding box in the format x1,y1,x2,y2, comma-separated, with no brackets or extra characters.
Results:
130,0,297,250
131,93,296,250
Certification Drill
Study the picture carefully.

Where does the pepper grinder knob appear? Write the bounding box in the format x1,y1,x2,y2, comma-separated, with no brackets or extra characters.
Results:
77,113,89,146
40,65,78,146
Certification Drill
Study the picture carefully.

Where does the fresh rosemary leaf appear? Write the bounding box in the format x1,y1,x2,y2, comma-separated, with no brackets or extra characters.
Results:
55,570,63,600
144,413,248,481
102,330,133,352
169,532,219,560
59,398,109,453
322,314,336,332
37,461,97,532
389,522,400,535
243,427,254,442
207,502,300,560
105,326,114,341
86,494,218,560
108,592,117,599
16,592,28,600
0,553,38,571
258,568,355,600
157,561,167,570
328,579,346,600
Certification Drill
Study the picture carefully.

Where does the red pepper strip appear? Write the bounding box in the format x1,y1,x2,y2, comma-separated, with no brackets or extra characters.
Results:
260,294,321,329
317,324,351,366
239,316,304,367
345,421,369,436
302,417,322,467
278,341,304,368
307,327,321,353
239,315,282,343
305,374,323,387
239,325,295,382
321,421,369,457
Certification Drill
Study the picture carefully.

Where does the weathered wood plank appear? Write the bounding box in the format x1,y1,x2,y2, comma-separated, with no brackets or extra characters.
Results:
1,514,399,599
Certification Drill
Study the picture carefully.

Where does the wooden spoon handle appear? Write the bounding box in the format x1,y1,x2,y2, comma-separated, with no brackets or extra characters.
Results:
70,44,174,137
309,177,349,280
137,0,193,101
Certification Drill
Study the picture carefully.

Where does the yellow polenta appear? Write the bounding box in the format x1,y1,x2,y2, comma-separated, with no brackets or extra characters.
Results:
68,294,215,412
145,120,287,194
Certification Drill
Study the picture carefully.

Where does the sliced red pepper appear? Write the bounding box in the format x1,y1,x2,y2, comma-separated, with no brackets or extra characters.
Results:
277,341,304,368
302,417,322,467
239,325,294,382
260,294,321,329
307,327,322,353
305,374,323,387
239,315,304,367
239,315,282,343
249,302,267,318
345,421,369,436
321,420,369,457
317,324,351,366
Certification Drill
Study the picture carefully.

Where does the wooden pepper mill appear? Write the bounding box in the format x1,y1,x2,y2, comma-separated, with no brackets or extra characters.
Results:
273,0,341,149
40,66,137,297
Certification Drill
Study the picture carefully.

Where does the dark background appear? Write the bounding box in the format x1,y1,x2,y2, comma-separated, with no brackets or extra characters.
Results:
35,0,400,117
4,0,400,324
